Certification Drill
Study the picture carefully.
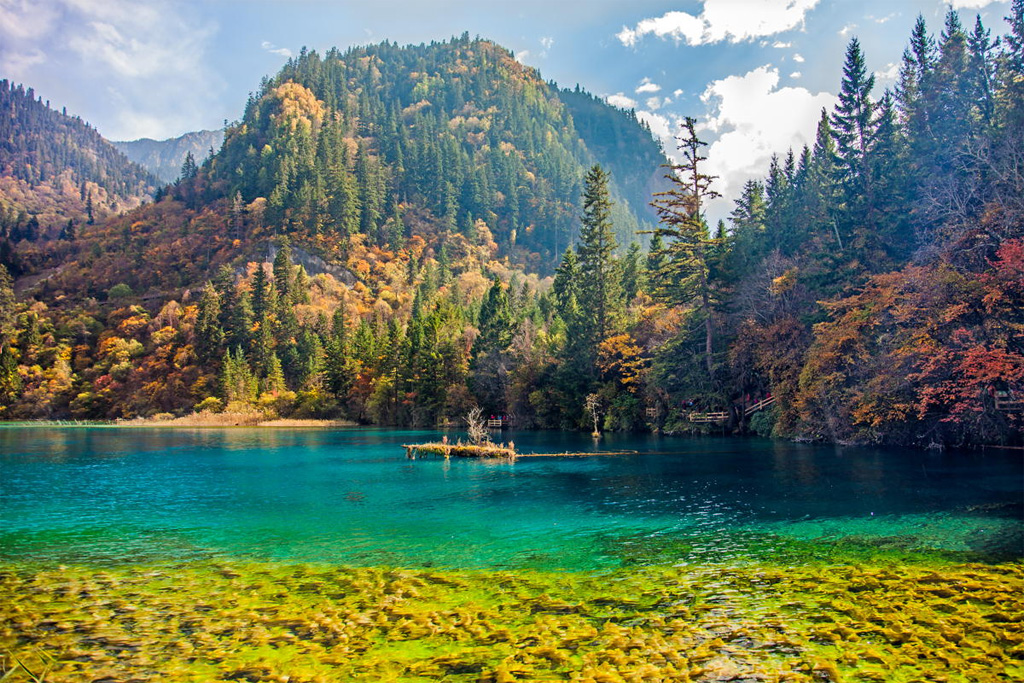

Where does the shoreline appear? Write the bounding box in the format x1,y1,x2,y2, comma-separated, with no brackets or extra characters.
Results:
0,414,359,429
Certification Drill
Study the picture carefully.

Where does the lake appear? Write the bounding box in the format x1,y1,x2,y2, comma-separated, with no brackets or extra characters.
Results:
1,427,1022,681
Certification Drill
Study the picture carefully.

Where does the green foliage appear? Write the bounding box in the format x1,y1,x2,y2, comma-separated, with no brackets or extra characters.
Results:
221,347,258,405
107,283,133,300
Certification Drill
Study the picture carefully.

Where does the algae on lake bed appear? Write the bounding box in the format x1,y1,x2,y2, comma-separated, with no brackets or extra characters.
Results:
1,560,1021,682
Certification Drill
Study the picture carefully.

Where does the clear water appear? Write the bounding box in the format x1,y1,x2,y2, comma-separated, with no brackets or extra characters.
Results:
2,427,1021,570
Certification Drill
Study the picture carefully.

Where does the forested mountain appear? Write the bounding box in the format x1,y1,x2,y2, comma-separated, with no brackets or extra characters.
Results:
0,80,156,272
1,9,1021,450
206,35,658,267
558,85,668,228
114,129,225,185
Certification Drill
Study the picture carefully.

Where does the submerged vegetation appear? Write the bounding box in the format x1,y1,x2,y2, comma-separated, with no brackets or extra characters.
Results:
0,558,1021,682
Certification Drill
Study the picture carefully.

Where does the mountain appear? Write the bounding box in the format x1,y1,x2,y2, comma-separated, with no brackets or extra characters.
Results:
0,79,157,268
208,36,664,267
114,129,225,185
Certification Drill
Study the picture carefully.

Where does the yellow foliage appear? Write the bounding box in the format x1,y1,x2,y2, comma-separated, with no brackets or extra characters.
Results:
271,82,325,130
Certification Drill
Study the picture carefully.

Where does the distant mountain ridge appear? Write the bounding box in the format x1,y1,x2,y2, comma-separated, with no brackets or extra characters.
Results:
114,129,225,185
0,79,156,255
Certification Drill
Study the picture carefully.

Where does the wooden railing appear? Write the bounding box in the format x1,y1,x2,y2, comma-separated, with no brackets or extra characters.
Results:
687,411,729,424
744,395,776,416
687,395,776,424
995,391,1023,411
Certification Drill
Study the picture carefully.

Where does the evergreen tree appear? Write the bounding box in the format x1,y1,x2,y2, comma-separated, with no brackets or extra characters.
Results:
649,117,721,377
474,278,514,356
221,347,258,404
180,151,198,181
831,38,877,242
195,283,225,363
576,164,620,345
621,242,643,302
251,263,270,322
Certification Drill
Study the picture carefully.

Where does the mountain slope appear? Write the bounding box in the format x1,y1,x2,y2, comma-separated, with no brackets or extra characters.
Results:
0,80,157,252
114,129,225,185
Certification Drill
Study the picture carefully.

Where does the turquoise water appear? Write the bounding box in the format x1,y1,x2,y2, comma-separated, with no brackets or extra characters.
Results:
1,427,1021,570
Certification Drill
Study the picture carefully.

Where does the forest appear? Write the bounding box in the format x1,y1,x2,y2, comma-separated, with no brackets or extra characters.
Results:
0,7,1022,448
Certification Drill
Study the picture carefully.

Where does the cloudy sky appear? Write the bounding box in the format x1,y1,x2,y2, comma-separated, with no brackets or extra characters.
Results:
0,0,1014,218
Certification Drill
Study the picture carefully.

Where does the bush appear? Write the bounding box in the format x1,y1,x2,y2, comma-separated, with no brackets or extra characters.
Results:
194,396,224,413
107,283,133,300
749,405,780,438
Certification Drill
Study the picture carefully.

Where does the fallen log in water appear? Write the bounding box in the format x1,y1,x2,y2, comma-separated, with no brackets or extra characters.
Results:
402,442,639,460
403,442,517,459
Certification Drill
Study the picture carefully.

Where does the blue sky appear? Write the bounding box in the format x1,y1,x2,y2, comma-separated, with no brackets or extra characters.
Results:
0,0,1015,218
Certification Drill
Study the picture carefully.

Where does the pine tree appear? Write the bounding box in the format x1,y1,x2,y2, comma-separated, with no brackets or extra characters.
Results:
576,164,619,345
273,237,294,304
831,38,877,237
649,117,721,377
251,263,270,322
195,283,225,363
180,151,198,181
474,278,514,356
621,242,643,302
221,347,258,404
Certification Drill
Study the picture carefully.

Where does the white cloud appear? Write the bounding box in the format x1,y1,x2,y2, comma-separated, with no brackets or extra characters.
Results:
875,62,899,83
0,47,46,78
605,93,639,110
261,41,293,58
698,65,835,219
673,88,684,98
617,0,821,47
790,71,802,78
636,77,661,94
637,110,684,147
0,0,221,140
540,36,554,50
951,0,1000,7
646,95,675,110
772,41,792,48
839,23,856,37
792,53,805,63
515,49,530,63
0,0,58,40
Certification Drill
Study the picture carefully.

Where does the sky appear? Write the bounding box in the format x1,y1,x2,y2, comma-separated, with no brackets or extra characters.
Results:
0,0,1016,220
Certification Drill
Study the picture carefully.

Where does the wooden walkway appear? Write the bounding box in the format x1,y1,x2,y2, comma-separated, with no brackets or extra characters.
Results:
687,396,776,424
